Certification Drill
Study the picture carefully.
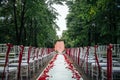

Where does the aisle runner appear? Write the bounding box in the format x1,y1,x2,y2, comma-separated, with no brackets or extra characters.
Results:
37,54,83,80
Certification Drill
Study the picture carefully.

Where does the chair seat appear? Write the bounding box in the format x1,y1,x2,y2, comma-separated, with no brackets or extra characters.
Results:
9,63,28,67
0,67,17,72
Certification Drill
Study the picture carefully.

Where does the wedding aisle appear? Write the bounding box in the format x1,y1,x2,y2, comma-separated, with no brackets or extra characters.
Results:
36,54,83,80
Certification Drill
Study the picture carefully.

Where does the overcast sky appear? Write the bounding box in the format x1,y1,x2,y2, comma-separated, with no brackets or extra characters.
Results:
52,3,69,37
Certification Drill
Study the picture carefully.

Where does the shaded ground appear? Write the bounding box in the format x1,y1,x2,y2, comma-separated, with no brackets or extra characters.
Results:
33,61,51,80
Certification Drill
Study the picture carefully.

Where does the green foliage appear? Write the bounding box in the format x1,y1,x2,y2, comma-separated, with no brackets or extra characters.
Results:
0,0,63,47
62,0,120,47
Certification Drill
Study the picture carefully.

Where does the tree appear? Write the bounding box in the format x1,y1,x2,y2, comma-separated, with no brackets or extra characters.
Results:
63,0,120,47
0,0,64,47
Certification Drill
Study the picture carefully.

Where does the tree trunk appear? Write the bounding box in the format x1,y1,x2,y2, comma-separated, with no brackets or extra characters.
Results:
88,26,91,46
19,0,26,44
13,0,19,45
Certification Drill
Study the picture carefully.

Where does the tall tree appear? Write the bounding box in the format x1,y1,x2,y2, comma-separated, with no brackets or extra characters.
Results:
0,0,64,47
62,0,120,47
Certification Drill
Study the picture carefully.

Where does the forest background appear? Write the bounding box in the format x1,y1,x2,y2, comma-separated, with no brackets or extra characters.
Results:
0,0,120,47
